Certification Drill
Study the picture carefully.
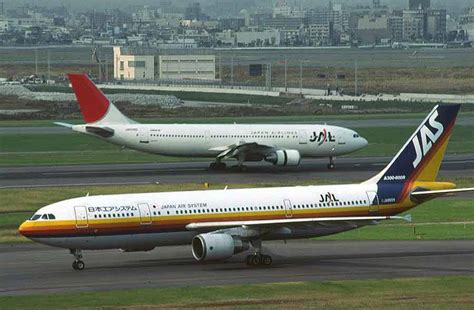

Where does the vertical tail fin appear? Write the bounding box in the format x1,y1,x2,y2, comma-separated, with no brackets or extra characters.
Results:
68,73,133,125
366,104,460,185
364,104,460,203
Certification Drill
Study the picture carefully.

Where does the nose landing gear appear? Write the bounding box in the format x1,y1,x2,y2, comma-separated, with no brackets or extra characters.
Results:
327,156,335,169
70,248,85,271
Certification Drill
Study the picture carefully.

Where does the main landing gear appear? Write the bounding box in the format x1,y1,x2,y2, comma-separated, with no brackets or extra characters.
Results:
70,248,85,271
327,156,335,169
246,239,272,267
246,253,272,266
209,161,226,170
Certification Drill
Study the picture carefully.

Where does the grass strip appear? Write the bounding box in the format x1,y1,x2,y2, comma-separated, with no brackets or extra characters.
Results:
0,276,472,309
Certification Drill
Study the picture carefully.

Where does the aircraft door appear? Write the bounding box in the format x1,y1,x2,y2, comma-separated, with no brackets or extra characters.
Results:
138,203,152,225
74,206,88,228
338,132,346,145
139,127,149,144
366,191,380,214
283,199,293,218
205,130,211,143
298,130,307,144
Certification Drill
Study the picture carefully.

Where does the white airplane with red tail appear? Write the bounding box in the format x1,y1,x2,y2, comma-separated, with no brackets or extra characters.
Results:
55,74,368,170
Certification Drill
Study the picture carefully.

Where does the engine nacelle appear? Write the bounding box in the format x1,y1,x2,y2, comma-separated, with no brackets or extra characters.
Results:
191,233,249,262
265,149,301,166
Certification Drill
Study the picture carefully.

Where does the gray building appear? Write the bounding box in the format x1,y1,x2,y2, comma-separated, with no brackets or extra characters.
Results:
409,0,430,10
264,17,304,30
427,9,446,42
403,10,427,41
388,15,403,41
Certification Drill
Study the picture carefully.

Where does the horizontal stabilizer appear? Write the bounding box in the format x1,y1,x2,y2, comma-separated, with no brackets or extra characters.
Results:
54,122,74,128
186,215,410,230
411,187,474,201
85,126,114,138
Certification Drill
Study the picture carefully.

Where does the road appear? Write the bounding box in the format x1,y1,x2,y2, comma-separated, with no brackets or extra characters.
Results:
1,154,473,188
0,240,472,296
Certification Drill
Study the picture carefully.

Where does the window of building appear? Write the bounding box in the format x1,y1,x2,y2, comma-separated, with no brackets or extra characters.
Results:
128,60,146,68
120,61,124,70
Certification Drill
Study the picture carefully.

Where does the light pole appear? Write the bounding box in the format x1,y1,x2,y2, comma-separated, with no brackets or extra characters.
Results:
299,60,303,95
354,60,358,96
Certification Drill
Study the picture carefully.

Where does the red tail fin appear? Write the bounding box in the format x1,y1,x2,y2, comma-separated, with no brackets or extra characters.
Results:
68,73,109,123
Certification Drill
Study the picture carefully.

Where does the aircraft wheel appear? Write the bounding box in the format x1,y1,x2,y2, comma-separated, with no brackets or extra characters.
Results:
251,255,261,266
327,163,335,169
73,260,85,271
262,255,273,266
246,255,253,266
209,162,226,170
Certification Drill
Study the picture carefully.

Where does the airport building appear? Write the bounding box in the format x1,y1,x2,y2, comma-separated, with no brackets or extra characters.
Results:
158,54,216,80
113,46,216,81
113,47,155,81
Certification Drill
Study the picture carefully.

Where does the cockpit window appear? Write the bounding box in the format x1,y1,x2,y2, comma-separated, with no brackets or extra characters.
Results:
41,214,48,220
353,134,360,138
30,214,41,221
48,214,56,220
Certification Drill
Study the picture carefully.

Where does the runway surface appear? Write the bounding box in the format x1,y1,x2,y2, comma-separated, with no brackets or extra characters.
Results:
0,240,472,296
1,116,474,134
1,154,474,188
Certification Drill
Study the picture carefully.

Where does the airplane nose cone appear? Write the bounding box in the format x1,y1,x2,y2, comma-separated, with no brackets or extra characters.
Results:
18,221,34,238
18,221,27,236
360,137,368,148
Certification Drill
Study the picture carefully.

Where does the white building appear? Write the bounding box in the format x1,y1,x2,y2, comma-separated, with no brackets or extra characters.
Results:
159,55,215,80
113,47,155,81
0,19,8,33
309,23,330,45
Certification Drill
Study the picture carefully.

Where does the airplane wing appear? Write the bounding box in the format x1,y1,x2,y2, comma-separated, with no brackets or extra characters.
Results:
411,187,474,202
211,142,275,160
186,215,411,230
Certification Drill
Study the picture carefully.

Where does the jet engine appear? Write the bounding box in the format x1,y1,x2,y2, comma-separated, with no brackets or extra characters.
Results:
265,149,301,166
191,233,249,262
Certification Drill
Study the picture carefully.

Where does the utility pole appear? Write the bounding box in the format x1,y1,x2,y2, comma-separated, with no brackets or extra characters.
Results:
299,60,303,95
105,54,108,82
284,57,288,93
354,60,358,96
266,62,272,91
230,53,234,87
219,54,222,83
34,48,38,75
47,49,50,81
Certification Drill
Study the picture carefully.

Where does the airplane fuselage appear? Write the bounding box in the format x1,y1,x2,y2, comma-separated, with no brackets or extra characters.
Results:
72,123,367,158
19,182,415,251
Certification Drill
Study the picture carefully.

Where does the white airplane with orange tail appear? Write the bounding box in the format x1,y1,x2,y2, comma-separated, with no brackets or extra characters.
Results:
20,104,474,270
55,74,367,170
